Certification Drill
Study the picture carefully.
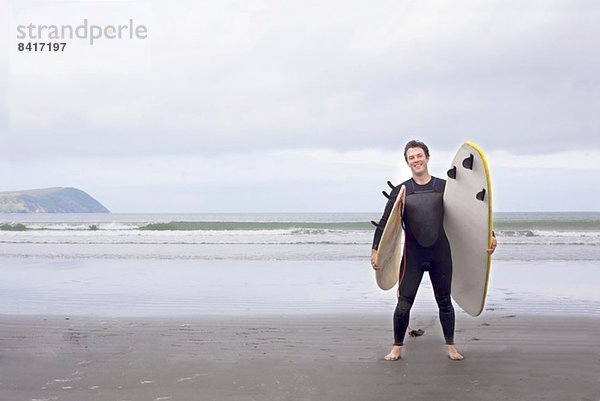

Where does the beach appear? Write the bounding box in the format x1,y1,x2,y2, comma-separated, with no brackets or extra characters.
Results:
1,212,600,400
5,0,599,397
1,259,600,401
1,312,599,401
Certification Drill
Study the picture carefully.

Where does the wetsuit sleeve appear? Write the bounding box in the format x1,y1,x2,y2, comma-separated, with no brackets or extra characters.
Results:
372,187,400,250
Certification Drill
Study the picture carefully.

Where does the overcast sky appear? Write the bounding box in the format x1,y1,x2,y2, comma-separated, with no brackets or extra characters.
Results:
2,0,599,212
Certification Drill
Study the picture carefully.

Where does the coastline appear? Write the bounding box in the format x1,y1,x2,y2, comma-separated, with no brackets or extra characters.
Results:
1,258,600,317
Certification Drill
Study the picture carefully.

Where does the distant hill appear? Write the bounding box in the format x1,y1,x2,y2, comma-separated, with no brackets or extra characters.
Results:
0,187,110,213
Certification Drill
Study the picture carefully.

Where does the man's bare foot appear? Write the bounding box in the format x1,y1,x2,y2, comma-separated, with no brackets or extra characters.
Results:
384,345,402,361
446,345,463,360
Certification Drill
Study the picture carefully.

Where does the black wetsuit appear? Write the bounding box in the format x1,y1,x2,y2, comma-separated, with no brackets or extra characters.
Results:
372,176,455,346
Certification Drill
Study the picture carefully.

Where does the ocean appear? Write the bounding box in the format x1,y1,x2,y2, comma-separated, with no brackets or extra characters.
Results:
1,212,599,317
1,212,599,261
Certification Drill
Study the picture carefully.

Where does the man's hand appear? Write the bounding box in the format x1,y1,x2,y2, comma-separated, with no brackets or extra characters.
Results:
371,249,380,270
487,236,497,255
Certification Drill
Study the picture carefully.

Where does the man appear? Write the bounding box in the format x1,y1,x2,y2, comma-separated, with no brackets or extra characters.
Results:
371,140,497,361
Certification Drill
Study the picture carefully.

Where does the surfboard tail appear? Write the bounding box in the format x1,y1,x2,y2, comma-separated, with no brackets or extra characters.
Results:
445,142,493,316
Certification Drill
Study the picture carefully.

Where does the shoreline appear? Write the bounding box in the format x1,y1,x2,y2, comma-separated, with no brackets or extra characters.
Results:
2,257,599,399
2,258,600,318
1,311,599,401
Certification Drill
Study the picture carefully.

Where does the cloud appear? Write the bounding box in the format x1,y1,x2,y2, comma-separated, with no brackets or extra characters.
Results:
2,147,598,211
3,0,599,161
3,0,599,212
490,149,600,170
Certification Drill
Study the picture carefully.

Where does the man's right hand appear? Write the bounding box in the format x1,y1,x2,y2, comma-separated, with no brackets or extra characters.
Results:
371,249,380,270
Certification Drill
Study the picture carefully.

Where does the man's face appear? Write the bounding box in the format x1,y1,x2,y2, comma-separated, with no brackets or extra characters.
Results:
405,147,429,175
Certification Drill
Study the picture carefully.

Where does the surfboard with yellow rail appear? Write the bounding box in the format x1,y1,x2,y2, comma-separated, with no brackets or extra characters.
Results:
443,142,493,317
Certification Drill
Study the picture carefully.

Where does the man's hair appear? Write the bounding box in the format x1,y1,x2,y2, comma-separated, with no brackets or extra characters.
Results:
404,140,430,162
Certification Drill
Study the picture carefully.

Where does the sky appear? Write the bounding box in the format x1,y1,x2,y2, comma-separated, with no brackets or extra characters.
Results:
1,0,599,213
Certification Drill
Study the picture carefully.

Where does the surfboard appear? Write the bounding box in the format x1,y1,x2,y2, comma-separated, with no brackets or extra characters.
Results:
375,185,406,291
443,142,493,317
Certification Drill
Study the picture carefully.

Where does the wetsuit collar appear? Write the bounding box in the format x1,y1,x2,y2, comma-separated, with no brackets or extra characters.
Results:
412,174,432,186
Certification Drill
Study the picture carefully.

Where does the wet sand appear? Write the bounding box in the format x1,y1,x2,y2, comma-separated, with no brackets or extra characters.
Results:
1,311,599,401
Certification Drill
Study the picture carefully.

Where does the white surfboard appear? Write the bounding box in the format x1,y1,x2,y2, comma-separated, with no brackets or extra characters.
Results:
375,185,406,291
444,142,493,317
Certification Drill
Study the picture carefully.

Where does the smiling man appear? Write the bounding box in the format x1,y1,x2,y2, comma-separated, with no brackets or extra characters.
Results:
371,139,497,361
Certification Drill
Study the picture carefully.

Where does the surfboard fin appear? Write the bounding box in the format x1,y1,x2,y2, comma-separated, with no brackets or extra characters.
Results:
382,191,390,199
387,180,396,189
462,154,474,170
447,166,457,179
370,220,379,227
476,188,486,201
